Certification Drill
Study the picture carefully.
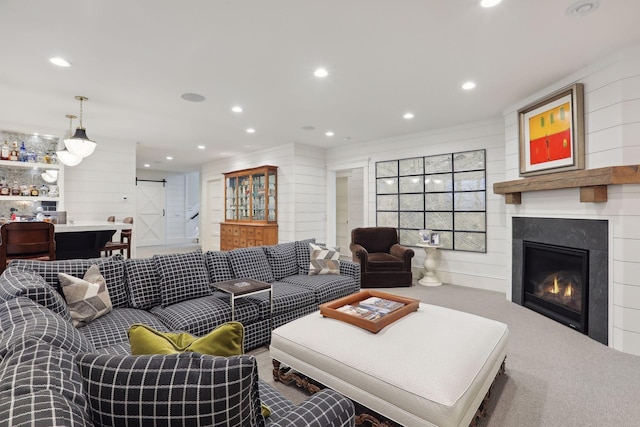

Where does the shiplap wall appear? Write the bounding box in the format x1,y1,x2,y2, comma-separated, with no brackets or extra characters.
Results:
200,143,323,250
502,44,640,355
325,119,507,292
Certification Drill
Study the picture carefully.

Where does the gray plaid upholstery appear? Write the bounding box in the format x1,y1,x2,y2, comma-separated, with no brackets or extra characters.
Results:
273,303,319,330
153,250,212,307
151,295,232,336
204,250,235,283
229,247,275,283
339,259,361,285
9,255,130,308
244,318,271,351
0,267,72,322
79,307,170,350
0,297,94,358
295,238,316,275
243,282,316,319
264,242,299,280
281,274,359,304
259,381,355,427
125,257,161,309
76,352,265,427
0,337,91,427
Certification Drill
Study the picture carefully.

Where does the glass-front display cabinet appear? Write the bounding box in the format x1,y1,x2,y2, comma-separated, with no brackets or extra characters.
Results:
221,165,277,250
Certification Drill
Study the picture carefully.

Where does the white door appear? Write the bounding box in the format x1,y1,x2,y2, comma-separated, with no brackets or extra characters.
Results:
336,176,350,258
206,178,223,250
136,180,166,246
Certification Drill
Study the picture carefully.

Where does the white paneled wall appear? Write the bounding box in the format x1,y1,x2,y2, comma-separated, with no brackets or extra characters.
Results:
325,119,507,292
501,44,640,355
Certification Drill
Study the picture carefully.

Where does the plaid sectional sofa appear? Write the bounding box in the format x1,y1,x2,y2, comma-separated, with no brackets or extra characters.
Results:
0,239,360,426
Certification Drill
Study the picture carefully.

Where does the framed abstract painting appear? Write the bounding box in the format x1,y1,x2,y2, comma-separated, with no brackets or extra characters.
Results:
518,83,585,177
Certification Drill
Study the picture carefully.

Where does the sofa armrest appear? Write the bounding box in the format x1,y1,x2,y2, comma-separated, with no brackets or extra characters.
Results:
390,244,415,271
269,389,354,427
339,260,361,286
349,243,368,265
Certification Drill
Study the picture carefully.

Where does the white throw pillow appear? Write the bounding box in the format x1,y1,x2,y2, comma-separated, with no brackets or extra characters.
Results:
59,265,112,327
308,243,340,275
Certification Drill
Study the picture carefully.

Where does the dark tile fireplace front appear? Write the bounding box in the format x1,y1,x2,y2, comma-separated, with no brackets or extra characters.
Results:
512,217,608,345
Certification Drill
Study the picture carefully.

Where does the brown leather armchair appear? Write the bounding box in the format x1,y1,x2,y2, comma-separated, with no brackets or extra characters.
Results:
350,227,415,288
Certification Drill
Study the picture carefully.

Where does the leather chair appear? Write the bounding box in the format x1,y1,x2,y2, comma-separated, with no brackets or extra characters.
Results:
100,217,133,258
0,222,56,274
350,227,415,288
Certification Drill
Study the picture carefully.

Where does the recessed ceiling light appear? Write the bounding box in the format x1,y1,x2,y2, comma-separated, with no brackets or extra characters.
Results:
197,145,205,150
246,128,256,134
180,93,206,102
462,81,477,90
403,112,415,120
301,125,315,131
231,106,243,113
166,156,173,160
50,57,71,67
566,0,600,16
325,131,335,137
144,164,150,168
480,0,502,7
314,68,329,78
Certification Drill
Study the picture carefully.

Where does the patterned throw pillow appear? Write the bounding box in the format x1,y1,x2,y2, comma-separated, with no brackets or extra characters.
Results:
76,352,264,427
308,243,340,275
125,258,161,310
263,242,298,280
153,250,211,307
228,247,275,283
128,322,244,356
59,265,112,327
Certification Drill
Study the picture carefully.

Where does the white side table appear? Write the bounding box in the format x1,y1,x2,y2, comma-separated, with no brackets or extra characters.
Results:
416,242,442,287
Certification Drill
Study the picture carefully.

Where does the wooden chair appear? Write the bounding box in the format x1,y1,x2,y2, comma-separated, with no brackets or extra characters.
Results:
100,217,133,258
0,222,56,274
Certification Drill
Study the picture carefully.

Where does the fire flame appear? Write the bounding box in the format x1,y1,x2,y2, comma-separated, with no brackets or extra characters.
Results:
547,276,574,300
564,282,573,298
551,276,559,294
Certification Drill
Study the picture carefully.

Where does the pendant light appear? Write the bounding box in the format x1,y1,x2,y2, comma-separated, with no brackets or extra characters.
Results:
57,114,83,167
64,95,96,158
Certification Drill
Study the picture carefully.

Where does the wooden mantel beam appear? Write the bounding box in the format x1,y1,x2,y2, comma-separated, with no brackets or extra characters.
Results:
493,165,640,204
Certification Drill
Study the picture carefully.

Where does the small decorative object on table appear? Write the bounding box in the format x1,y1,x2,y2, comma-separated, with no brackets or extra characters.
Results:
430,232,440,246
320,290,419,333
418,229,432,243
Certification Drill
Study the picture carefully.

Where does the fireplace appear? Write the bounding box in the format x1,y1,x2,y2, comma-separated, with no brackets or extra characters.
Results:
522,241,588,333
512,217,608,345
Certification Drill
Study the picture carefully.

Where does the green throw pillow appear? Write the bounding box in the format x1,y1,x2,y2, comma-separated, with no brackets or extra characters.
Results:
128,322,245,356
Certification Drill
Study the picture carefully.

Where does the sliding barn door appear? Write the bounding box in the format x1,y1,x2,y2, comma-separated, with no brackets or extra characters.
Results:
136,180,166,247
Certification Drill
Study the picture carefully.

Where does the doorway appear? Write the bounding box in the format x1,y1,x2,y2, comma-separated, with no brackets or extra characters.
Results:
333,167,366,259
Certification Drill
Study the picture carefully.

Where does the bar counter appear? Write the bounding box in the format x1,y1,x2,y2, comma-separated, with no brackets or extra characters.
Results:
54,221,133,260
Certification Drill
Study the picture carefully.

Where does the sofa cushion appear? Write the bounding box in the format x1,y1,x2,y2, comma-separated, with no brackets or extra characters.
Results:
229,247,275,283
150,295,258,337
78,307,171,351
243,282,316,318
308,243,341,275
0,267,72,322
129,321,244,356
125,257,161,310
9,255,129,308
154,250,211,307
295,238,316,275
0,297,93,358
281,274,359,305
59,265,113,327
204,250,235,283
264,242,298,280
0,337,91,427
76,352,265,427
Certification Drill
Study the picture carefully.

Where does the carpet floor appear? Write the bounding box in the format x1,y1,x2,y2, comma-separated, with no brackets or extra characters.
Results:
249,283,640,427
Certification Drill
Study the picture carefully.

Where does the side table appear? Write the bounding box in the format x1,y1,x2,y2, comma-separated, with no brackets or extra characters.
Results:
416,242,442,287
214,278,273,330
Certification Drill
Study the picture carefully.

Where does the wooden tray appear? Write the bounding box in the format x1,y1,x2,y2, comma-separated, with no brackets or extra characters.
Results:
319,290,419,333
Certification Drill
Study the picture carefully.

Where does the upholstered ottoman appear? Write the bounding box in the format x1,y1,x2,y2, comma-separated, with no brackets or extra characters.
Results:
270,303,509,427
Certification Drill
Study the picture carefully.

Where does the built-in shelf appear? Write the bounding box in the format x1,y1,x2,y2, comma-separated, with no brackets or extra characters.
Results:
0,196,59,202
0,160,60,169
493,165,640,204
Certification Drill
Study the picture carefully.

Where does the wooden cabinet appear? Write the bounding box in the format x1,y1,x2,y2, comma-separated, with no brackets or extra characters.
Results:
221,165,277,250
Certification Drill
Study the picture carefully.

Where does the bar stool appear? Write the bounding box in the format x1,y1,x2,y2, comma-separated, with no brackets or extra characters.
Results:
0,222,56,273
100,217,133,258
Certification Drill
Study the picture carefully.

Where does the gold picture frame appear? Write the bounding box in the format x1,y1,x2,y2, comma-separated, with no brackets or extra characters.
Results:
518,83,585,177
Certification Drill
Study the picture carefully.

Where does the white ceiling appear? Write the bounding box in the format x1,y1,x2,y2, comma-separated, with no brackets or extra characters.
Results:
1,0,640,173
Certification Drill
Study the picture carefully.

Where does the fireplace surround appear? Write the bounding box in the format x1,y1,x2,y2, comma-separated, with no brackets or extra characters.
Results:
512,217,608,345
